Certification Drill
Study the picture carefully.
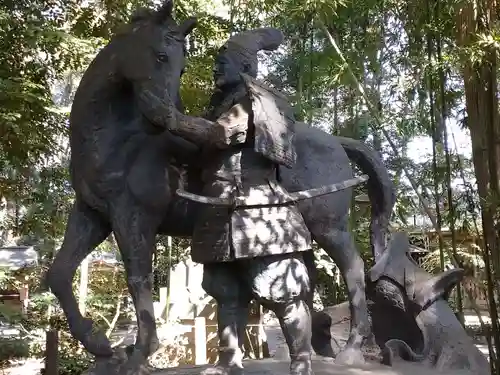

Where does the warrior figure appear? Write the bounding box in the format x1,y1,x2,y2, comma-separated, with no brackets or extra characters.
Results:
179,28,314,375
174,27,369,375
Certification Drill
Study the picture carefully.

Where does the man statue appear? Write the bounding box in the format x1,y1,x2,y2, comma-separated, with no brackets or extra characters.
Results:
172,27,369,375
177,28,314,375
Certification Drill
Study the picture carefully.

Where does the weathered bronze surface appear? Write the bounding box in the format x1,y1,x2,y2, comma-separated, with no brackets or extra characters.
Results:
45,4,395,373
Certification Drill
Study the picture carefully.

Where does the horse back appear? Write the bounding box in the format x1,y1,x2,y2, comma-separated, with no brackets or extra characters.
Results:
280,122,353,227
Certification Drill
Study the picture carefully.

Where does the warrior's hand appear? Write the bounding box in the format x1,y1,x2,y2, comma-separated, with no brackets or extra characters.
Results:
137,86,213,145
208,102,249,149
137,84,248,149
209,121,247,148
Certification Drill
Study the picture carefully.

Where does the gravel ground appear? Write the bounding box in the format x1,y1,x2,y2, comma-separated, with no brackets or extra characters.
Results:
151,357,475,375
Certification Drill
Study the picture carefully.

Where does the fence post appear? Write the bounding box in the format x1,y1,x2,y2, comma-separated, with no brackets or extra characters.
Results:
194,317,207,365
159,287,169,320
78,254,90,316
45,329,59,375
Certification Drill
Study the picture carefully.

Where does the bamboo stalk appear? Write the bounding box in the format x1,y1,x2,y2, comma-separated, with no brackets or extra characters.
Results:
435,0,464,323
317,19,493,350
425,0,446,273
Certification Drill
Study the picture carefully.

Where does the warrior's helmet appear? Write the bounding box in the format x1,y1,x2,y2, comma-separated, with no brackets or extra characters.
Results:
213,28,284,87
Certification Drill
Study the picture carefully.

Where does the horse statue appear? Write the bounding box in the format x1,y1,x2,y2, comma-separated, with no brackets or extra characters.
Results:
45,0,395,370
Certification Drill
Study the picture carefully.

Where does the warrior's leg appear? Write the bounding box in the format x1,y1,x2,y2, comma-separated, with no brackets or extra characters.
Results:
247,253,313,375
201,262,251,375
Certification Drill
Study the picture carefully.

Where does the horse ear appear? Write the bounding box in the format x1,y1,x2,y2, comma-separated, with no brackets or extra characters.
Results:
179,17,197,36
255,28,284,51
156,0,174,21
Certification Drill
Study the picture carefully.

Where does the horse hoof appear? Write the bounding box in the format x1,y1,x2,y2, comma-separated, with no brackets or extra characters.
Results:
201,364,243,375
118,352,151,375
82,328,113,357
313,345,335,358
83,349,150,375
125,337,160,358
334,347,365,366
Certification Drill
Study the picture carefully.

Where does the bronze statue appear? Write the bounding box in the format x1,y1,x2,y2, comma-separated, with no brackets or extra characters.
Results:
45,1,395,371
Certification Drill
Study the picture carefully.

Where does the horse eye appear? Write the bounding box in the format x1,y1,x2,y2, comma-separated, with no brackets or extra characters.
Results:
157,53,169,63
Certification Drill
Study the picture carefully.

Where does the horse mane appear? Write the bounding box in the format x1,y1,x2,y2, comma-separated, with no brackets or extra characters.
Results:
129,8,156,24
117,6,181,37
111,7,178,40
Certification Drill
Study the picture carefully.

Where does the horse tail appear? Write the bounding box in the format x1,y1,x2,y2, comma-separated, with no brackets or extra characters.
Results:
382,338,428,365
337,136,396,261
381,309,431,366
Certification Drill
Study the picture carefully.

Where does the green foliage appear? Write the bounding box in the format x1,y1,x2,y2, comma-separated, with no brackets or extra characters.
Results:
0,338,30,367
0,260,130,373
28,333,93,375
421,244,485,275
0,1,87,187
57,338,93,375
314,247,346,306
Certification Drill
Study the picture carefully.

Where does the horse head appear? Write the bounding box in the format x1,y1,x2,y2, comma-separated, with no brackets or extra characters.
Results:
68,0,200,194
112,0,196,112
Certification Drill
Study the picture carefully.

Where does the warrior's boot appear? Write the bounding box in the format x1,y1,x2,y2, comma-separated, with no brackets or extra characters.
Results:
275,300,314,375
202,301,248,375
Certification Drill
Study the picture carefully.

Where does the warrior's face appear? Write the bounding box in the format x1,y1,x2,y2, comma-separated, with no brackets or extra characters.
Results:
213,45,257,88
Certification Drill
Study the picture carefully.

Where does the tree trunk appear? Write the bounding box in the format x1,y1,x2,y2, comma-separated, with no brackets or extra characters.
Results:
456,0,500,371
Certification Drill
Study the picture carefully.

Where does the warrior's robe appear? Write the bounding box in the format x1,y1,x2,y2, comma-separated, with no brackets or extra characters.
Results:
189,73,311,264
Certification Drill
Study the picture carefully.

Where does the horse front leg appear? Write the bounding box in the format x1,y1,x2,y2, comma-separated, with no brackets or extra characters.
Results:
46,200,113,357
111,205,160,364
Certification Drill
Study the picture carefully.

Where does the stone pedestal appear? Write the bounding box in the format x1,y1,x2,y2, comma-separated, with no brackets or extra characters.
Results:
152,357,477,375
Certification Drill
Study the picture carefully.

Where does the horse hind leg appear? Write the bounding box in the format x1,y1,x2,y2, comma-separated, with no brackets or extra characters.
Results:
312,227,370,366
46,200,112,357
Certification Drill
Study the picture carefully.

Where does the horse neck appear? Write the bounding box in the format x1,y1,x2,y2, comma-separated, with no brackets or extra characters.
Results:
71,45,129,123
